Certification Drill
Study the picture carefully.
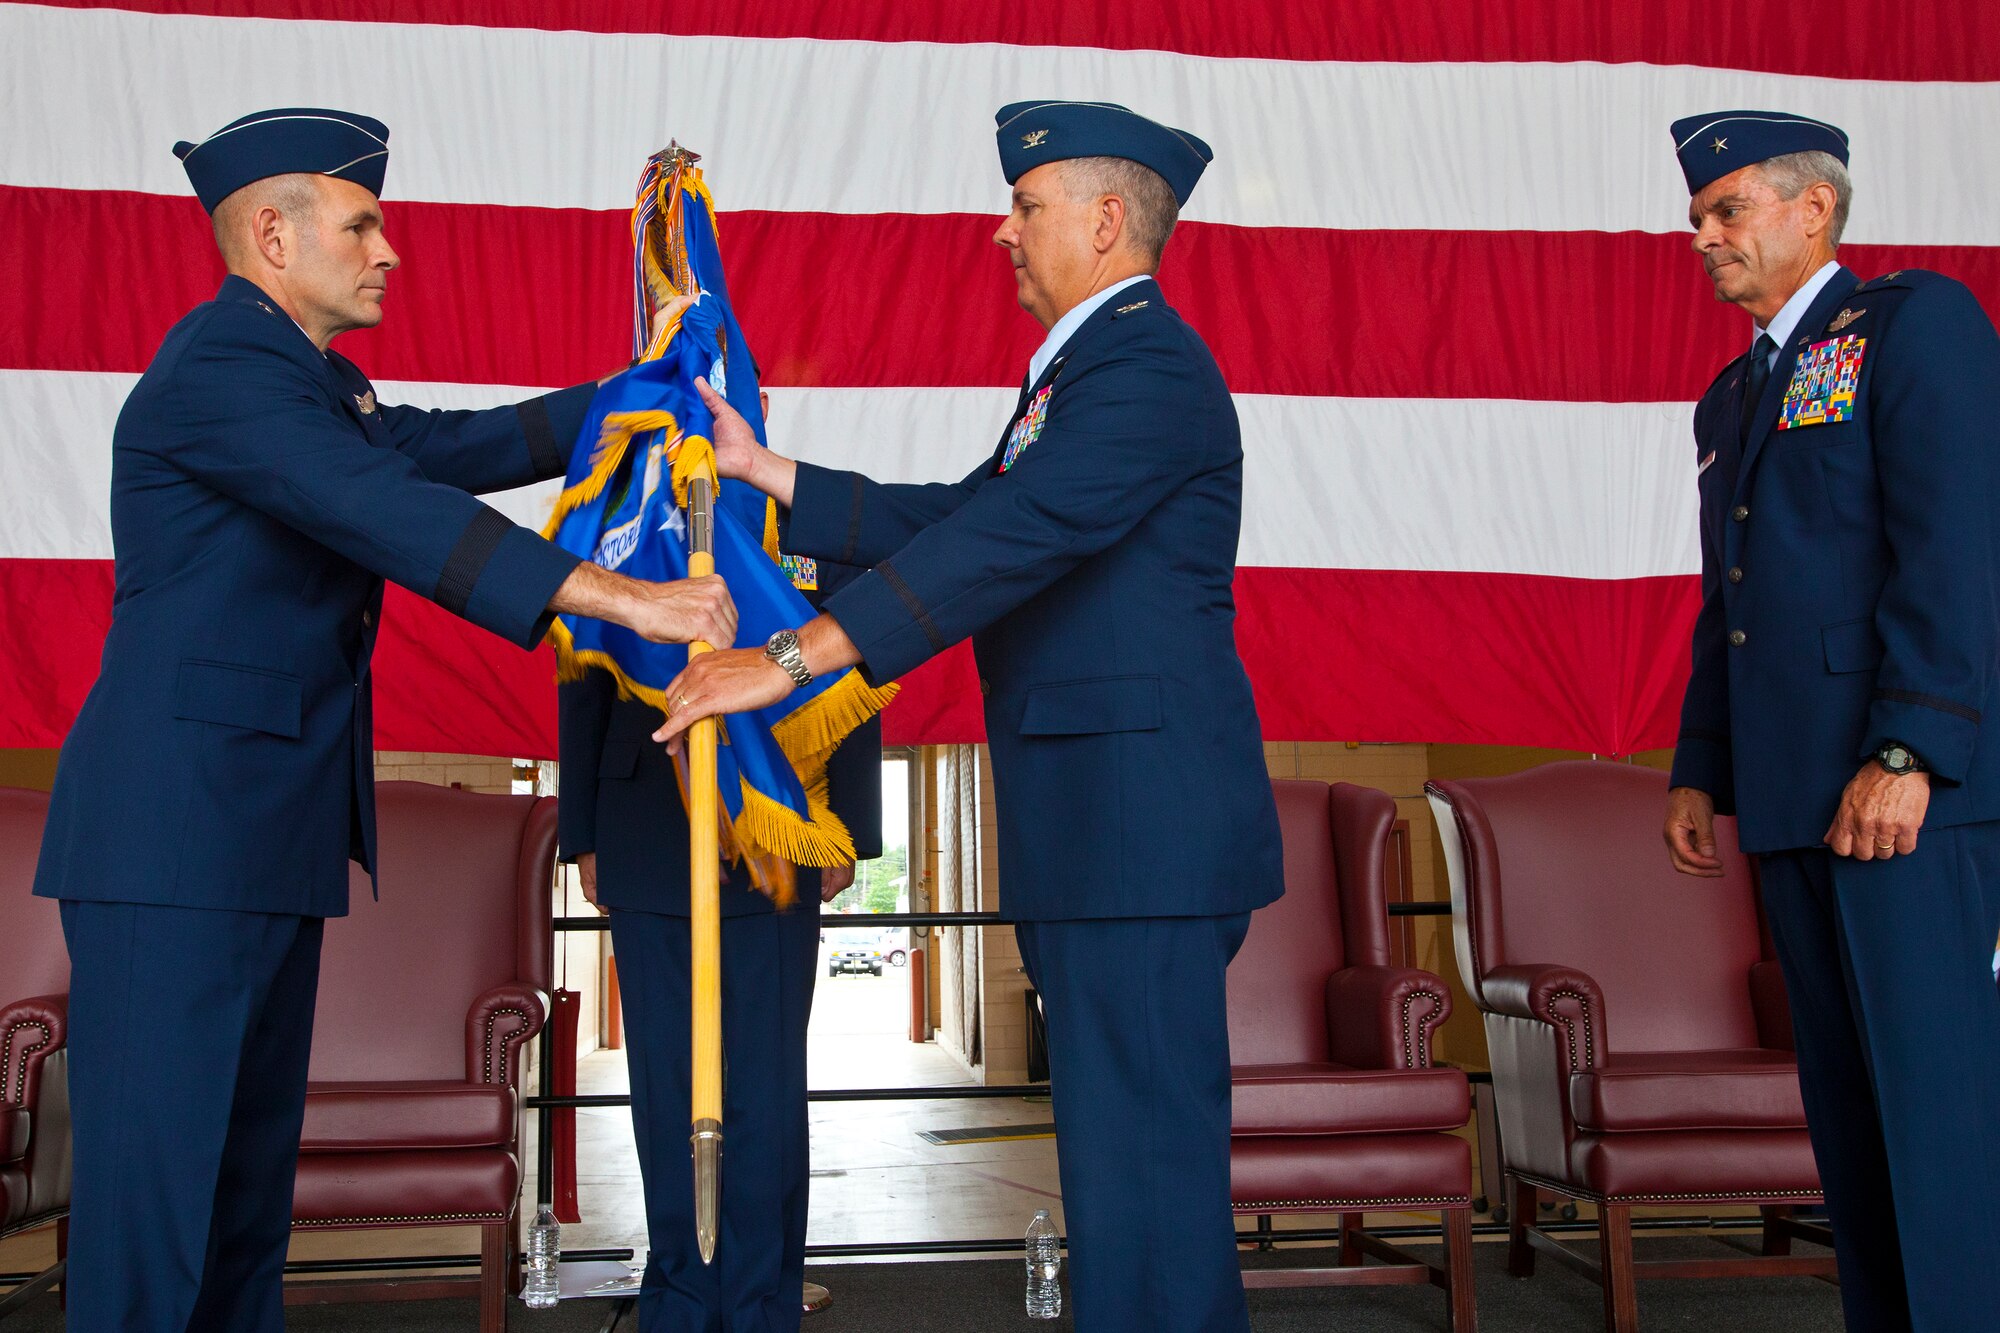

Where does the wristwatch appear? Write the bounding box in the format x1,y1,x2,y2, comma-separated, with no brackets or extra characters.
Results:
1875,740,1926,776
763,629,812,688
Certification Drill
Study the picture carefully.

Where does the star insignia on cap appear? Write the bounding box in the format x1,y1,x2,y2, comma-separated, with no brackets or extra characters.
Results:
1021,129,1050,148
1710,136,1728,154
1827,308,1865,333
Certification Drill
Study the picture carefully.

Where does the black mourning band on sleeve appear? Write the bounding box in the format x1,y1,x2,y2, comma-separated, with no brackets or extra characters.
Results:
840,472,865,566
435,508,514,617
877,560,946,655
518,396,563,478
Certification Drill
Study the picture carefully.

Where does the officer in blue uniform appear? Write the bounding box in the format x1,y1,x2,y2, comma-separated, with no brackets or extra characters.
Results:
32,108,734,1331
557,385,882,1333
655,102,1284,1333
1662,111,2000,1331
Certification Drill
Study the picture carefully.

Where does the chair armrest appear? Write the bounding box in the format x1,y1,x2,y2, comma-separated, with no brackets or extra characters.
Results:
1749,960,1795,1051
1,993,67,1109
465,984,547,1087
1324,966,1453,1070
1479,964,1607,1073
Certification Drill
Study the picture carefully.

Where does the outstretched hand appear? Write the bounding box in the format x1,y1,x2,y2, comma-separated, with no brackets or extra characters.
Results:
630,574,737,647
651,647,799,752
694,377,799,507
695,377,765,484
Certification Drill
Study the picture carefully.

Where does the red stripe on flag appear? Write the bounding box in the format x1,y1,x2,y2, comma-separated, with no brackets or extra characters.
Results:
31,0,2000,82
0,561,1697,756
13,188,2000,403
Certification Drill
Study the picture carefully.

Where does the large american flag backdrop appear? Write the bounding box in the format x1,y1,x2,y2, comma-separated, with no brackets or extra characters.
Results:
4,2,1998,757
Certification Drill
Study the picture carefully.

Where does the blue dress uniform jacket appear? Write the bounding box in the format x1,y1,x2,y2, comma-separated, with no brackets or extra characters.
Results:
1670,265,2000,1333
1671,267,2000,853
786,277,1283,921
38,273,595,1333
34,275,590,918
558,567,878,1333
781,277,1277,1333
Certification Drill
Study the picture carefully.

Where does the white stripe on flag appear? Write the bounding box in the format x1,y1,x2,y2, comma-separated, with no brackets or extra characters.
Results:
3,4,1997,243
0,370,1700,580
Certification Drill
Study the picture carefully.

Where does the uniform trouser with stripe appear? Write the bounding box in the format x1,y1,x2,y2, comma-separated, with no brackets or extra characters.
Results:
609,902,820,1333
59,899,322,1333
1758,822,2000,1333
1015,914,1253,1333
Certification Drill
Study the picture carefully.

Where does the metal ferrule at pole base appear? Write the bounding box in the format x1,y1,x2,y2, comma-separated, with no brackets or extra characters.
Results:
691,1118,723,1264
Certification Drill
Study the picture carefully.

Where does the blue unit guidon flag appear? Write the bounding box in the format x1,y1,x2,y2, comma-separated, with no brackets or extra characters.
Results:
543,148,895,902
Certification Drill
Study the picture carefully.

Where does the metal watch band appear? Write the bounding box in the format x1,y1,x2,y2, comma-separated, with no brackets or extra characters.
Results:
765,630,812,688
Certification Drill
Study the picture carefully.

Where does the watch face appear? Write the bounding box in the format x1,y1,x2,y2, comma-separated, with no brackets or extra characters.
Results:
1883,745,1912,771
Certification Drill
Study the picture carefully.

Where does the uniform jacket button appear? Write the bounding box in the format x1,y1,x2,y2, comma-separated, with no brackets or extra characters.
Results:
1727,567,1744,584
1728,629,1747,647
1731,505,1750,522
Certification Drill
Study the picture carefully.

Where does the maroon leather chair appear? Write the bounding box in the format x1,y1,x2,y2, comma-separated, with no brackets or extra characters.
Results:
291,782,556,1330
1228,780,1475,1330
0,788,70,1317
1426,762,1834,1332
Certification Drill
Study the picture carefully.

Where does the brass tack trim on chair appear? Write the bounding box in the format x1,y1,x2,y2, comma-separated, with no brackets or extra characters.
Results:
1233,1195,1473,1211
1543,990,1595,1071
2,1019,51,1103
294,1210,508,1227
1510,1173,1822,1206
1399,991,1444,1068
480,1007,531,1084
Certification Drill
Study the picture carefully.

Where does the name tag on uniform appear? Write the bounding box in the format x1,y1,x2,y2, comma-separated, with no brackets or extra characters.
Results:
999,385,1053,473
1777,335,1866,430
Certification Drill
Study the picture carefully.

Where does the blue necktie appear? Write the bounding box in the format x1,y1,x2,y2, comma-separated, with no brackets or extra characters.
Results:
1740,333,1778,450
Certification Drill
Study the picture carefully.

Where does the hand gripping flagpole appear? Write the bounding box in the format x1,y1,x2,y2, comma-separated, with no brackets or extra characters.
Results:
685,455,724,1265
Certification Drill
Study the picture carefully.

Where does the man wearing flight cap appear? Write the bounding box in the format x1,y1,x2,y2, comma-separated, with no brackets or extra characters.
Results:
1662,110,2000,1329
34,107,736,1329
654,100,1282,1332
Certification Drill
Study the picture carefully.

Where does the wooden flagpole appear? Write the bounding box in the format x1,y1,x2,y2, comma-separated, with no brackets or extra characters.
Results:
685,462,724,1265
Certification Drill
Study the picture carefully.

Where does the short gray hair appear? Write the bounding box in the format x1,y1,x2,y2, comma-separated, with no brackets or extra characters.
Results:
211,172,323,263
1059,156,1180,267
1757,150,1853,247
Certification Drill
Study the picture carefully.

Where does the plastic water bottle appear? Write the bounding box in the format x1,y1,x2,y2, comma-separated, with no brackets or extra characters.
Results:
1025,1209,1062,1318
524,1204,561,1308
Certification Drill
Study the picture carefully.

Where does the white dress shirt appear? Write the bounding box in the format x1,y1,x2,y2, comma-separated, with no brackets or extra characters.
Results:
1026,275,1150,388
1754,259,1842,370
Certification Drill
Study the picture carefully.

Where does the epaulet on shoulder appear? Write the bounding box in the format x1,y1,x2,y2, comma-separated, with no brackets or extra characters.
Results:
1851,268,1947,294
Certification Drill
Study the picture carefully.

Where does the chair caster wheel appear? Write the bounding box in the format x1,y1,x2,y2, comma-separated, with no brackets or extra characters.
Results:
1472,1196,1489,1215
1560,1203,1579,1221
1492,1205,1509,1225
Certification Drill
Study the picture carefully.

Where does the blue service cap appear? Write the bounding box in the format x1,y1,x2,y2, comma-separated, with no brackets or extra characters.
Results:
173,107,390,213
1672,110,1848,195
995,100,1212,206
